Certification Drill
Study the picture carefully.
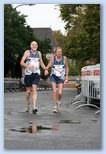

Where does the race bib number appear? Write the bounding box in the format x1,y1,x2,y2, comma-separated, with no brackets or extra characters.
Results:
53,65,65,77
30,58,40,74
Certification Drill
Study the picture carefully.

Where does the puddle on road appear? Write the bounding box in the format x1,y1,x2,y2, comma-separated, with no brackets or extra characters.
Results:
91,119,98,122
10,122,59,134
59,120,81,124
9,119,82,135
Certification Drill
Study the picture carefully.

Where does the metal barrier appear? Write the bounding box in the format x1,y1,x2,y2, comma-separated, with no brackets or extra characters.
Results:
72,64,100,112
4,78,52,92
4,78,21,92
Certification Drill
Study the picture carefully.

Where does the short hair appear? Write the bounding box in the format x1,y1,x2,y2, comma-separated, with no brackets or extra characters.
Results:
30,41,38,46
55,46,62,52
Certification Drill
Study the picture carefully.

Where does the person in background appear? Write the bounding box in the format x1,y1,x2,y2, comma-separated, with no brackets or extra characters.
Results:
46,47,69,113
20,41,48,114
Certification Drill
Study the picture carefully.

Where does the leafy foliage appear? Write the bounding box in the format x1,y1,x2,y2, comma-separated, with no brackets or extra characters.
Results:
4,4,35,77
59,4,100,74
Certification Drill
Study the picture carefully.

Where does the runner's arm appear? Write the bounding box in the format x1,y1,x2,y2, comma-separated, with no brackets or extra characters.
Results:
39,52,46,70
45,54,54,70
20,50,29,68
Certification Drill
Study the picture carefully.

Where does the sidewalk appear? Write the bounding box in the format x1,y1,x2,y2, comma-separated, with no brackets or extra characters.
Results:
4,89,101,150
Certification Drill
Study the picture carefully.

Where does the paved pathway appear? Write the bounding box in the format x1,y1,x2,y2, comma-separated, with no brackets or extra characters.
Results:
4,89,101,150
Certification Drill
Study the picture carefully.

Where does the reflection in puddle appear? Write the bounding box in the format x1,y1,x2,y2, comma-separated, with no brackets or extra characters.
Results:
10,121,59,134
59,120,81,124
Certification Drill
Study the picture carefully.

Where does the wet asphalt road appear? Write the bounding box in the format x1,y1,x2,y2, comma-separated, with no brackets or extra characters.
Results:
4,89,101,150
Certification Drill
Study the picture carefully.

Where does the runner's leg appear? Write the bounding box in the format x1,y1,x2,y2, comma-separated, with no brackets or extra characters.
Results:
25,87,31,112
31,84,38,113
57,83,64,110
52,82,58,112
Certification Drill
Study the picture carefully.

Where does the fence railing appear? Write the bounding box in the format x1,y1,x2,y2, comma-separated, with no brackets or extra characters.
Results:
81,64,100,100
81,80,100,100
72,64,100,112
4,78,21,92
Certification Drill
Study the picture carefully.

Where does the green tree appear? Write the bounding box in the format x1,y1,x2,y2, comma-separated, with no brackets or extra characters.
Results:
4,4,35,77
59,4,81,30
38,38,52,54
83,5,100,62
59,4,100,74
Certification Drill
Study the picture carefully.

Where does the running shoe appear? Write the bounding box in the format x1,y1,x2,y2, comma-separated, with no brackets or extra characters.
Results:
25,108,30,113
53,106,58,113
32,109,38,114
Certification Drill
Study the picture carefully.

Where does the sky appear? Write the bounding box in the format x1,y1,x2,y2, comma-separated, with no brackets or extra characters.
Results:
13,4,66,34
